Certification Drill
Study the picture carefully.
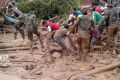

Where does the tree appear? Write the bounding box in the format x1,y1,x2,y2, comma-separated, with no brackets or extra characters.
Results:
16,0,77,20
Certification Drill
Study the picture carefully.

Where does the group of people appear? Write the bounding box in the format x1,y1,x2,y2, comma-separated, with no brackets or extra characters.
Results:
13,3,119,61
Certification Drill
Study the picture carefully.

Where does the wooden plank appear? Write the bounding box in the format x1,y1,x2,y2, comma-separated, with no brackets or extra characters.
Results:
0,47,30,51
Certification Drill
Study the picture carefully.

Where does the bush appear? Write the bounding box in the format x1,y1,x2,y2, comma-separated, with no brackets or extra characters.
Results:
16,0,77,20
16,0,31,13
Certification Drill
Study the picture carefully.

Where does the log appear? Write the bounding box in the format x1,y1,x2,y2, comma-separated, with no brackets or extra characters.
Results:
0,43,27,49
83,62,120,75
0,42,4,43
0,44,15,49
10,60,37,62
67,62,120,80
0,47,30,51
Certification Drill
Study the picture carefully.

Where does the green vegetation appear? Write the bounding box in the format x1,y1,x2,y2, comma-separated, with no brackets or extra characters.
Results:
16,0,78,20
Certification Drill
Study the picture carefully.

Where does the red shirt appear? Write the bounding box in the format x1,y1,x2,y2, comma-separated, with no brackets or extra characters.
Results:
95,6,102,14
46,21,60,31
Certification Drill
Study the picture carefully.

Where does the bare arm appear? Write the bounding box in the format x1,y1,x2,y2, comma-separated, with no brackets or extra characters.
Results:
68,17,80,34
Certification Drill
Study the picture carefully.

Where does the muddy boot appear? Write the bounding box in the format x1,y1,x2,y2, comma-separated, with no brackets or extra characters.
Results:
20,30,25,40
14,31,17,40
81,48,89,62
36,32,44,49
29,43,34,54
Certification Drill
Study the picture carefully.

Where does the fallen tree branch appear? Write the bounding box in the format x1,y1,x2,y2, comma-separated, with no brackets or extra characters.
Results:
0,42,4,43
0,44,13,49
67,62,120,80
0,43,24,49
10,60,37,62
0,47,30,51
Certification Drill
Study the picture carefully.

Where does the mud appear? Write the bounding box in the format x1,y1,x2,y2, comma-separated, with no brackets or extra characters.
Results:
0,30,120,80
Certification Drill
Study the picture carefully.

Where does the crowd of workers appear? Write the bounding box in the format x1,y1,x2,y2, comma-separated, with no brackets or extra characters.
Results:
0,0,120,61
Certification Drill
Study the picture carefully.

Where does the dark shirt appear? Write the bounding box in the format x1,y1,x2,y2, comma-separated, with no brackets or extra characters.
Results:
108,8,118,25
14,20,25,30
77,15,93,32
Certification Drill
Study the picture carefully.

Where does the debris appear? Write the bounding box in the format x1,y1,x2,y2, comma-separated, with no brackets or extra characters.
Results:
0,47,37,51
24,64,36,70
97,60,112,65
83,62,120,75
113,68,120,75
21,76,27,80
36,71,43,75
0,39,29,49
0,63,10,68
67,62,120,80
112,50,117,55
0,55,9,62
104,50,109,54
9,55,16,59
0,43,16,49
52,52,62,59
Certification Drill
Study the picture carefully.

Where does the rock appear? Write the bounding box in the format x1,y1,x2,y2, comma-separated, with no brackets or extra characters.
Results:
24,64,35,70
89,65,95,70
101,42,107,46
36,71,43,75
24,65,29,70
9,55,16,59
29,64,35,70
0,63,10,68
52,52,62,59
20,76,27,80
113,68,120,75
0,55,9,62
112,50,117,55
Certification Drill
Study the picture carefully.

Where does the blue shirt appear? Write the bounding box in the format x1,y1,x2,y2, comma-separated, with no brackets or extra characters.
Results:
74,11,83,17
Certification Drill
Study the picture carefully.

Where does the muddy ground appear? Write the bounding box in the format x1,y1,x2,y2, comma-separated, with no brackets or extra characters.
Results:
0,29,120,80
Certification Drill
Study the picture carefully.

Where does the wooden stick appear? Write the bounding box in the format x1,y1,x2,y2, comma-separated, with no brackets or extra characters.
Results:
0,44,16,49
67,62,120,80
0,43,27,49
0,47,30,51
83,62,120,75
10,60,37,62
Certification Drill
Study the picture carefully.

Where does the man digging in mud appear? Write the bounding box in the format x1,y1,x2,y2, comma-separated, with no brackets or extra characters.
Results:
67,14,94,61
14,16,25,40
104,5,119,48
26,9,44,52
45,28,77,56
41,20,60,50
41,19,76,54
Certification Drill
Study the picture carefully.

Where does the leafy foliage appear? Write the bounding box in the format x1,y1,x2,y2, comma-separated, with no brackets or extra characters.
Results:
16,0,77,20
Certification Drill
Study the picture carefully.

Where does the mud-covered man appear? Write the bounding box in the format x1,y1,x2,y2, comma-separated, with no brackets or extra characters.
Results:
67,15,93,61
14,16,25,40
42,20,76,54
104,5,119,46
26,9,44,51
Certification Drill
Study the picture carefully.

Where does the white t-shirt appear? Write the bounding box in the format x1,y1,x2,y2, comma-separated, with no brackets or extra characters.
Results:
68,14,76,20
